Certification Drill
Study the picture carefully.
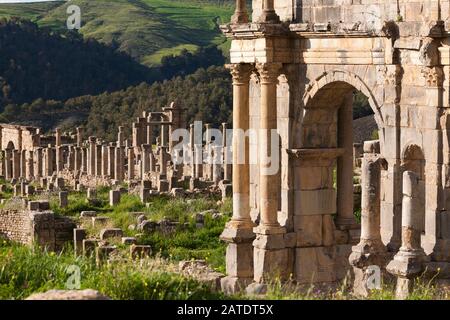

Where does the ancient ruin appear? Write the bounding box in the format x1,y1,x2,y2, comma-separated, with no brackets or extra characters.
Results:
220,0,450,297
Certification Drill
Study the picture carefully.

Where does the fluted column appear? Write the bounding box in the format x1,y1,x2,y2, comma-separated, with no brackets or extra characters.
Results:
76,127,83,147
220,63,254,294
258,0,280,23
231,0,249,24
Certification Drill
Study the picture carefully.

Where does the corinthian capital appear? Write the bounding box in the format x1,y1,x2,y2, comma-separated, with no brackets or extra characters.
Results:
226,64,253,85
256,63,282,84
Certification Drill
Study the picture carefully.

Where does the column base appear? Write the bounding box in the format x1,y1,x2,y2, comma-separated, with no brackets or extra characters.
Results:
257,10,280,24
386,249,429,278
395,277,414,300
231,12,249,24
221,276,253,295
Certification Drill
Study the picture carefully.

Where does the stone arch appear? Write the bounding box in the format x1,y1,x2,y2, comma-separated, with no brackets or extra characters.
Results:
302,69,384,144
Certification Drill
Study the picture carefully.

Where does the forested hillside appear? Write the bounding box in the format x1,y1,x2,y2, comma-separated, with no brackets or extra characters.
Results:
0,0,234,66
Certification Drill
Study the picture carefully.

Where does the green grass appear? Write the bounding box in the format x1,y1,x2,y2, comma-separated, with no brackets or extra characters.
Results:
0,0,234,66
0,241,226,300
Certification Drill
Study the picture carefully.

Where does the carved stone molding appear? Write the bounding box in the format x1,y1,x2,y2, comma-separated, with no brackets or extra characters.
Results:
255,63,282,84
421,66,444,87
225,64,253,85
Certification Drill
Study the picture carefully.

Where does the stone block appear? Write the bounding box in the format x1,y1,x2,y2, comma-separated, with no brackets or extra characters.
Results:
121,237,137,245
294,215,323,247
130,244,151,259
225,243,254,278
295,247,336,284
99,228,123,240
294,189,336,215
109,190,121,206
82,239,98,256
80,211,97,218
91,216,110,228
322,214,336,246
73,228,86,255
96,246,116,266
253,247,289,282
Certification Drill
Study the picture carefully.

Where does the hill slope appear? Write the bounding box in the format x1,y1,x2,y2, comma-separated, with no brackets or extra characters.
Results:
0,0,234,66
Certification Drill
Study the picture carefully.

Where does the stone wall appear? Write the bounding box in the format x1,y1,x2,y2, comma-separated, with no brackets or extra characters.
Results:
0,123,41,152
0,205,76,251
0,209,31,244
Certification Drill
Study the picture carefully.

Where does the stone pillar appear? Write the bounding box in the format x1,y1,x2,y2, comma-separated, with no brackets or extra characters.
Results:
387,170,428,299
102,144,108,176
132,123,139,151
81,147,87,174
349,141,389,297
76,127,83,147
108,144,116,179
114,146,123,182
212,145,222,185
258,0,280,23
231,0,249,23
127,147,135,181
159,146,168,177
12,150,20,179
194,144,203,179
88,137,96,175
56,146,63,174
147,120,153,146
161,124,168,147
26,150,34,180
44,146,54,177
95,143,102,176
20,150,26,179
189,123,195,177
222,122,232,182
253,62,286,283
337,92,356,228
34,148,43,178
5,150,12,180
141,144,151,175
74,147,81,172
55,128,61,147
220,64,255,293
59,191,68,208
117,126,124,147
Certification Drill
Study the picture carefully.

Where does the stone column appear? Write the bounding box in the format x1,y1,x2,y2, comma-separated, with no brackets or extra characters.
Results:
161,124,168,147
194,144,203,179
141,144,151,175
88,137,96,175
189,123,195,177
258,0,280,23
74,147,81,172
231,0,249,23
101,145,108,176
387,170,428,299
256,62,282,232
5,150,12,180
108,144,116,179
253,62,287,284
34,148,43,178
26,150,34,180
81,147,87,174
127,147,135,180
337,92,356,228
76,127,83,147
212,145,222,185
95,143,102,176
147,120,153,146
56,146,63,174
20,150,26,179
222,122,232,182
132,123,139,151
204,123,212,180
55,128,61,147
349,141,389,297
220,64,254,293
45,146,54,177
159,146,168,177
114,146,123,182
12,150,20,179
117,126,124,147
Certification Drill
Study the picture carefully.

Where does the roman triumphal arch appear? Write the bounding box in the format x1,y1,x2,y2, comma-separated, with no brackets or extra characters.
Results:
220,0,450,296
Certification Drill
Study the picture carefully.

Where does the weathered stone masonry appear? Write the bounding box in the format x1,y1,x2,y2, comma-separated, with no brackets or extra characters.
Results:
222,0,450,297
